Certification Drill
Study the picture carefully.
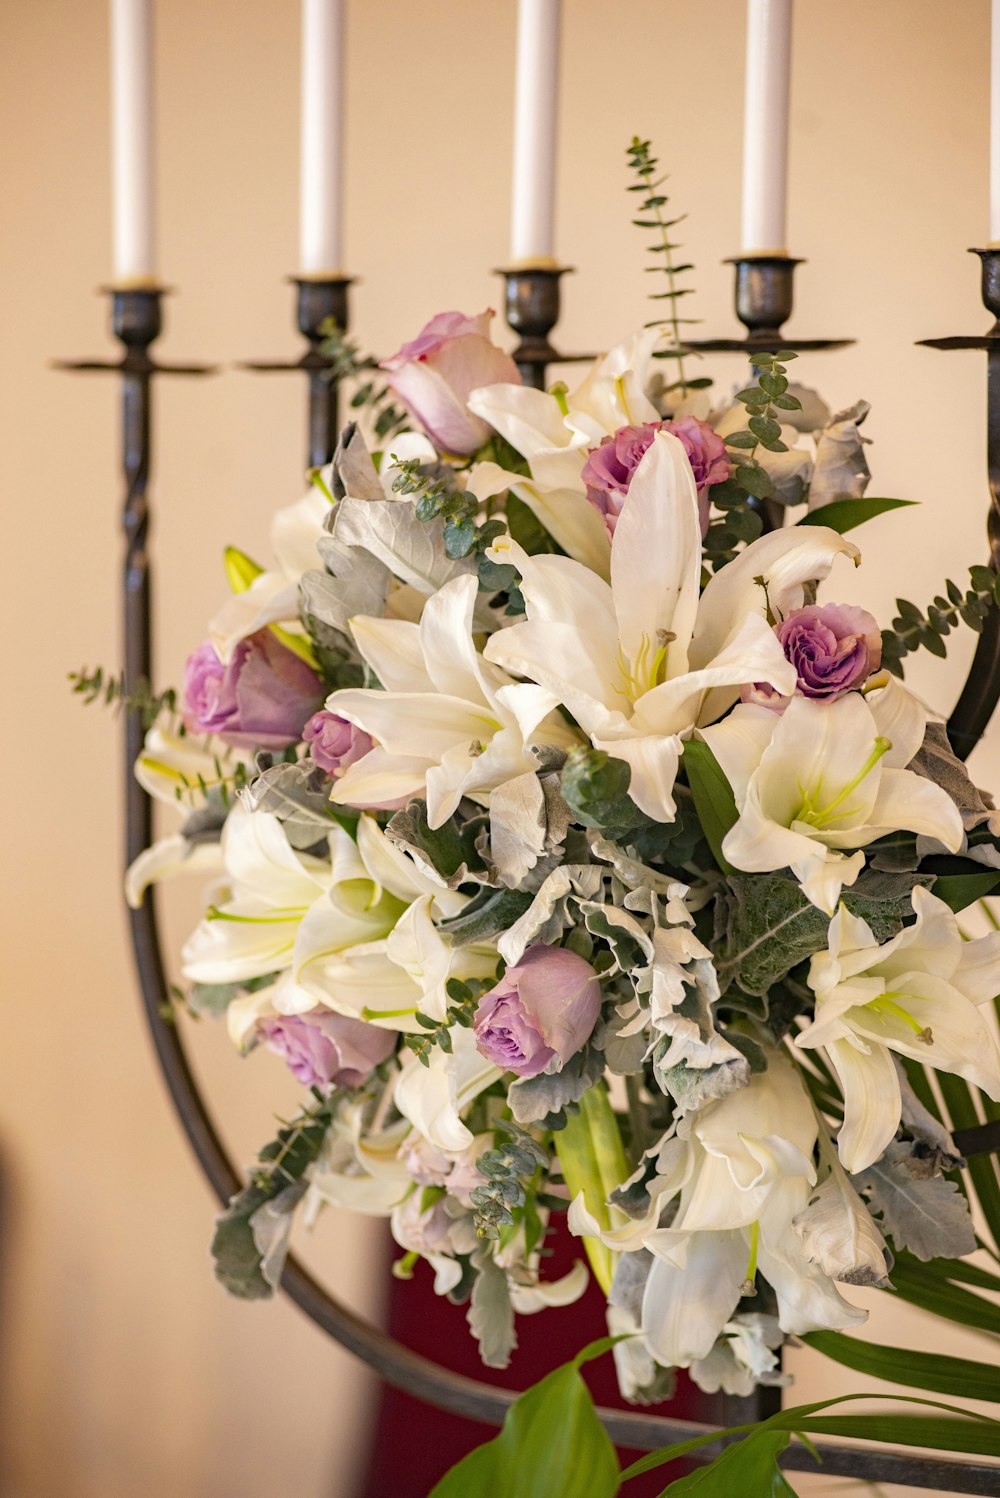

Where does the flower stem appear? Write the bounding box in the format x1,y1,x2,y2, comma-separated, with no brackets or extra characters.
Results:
557,1081,628,1296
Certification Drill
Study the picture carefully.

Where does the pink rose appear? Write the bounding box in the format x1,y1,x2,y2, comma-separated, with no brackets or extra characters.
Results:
381,309,521,455
743,602,883,708
302,710,373,776
258,1011,395,1091
183,631,324,751
473,944,601,1078
581,417,730,539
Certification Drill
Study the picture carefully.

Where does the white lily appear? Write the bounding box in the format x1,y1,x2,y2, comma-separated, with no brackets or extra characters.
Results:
638,1055,866,1369
326,571,579,828
394,1024,502,1152
209,435,438,660
796,887,1000,1172
483,430,858,823
701,688,964,913
305,1098,414,1219
181,804,486,1035
466,328,665,577
125,719,244,906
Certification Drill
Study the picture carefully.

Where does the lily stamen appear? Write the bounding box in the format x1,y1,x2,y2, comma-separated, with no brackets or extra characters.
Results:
206,905,306,924
796,737,892,827
740,1220,760,1298
868,992,934,1045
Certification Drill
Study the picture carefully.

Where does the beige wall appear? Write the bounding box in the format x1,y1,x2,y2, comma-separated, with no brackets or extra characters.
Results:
2,1,997,1494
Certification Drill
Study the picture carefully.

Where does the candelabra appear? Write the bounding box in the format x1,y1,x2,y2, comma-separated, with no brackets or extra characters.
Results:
241,275,353,468
64,271,1000,1495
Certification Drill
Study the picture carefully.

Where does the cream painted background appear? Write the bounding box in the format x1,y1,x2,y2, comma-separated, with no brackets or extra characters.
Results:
2,1,998,1494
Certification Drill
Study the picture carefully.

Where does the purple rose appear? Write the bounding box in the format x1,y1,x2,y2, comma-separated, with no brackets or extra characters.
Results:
302,710,373,776
581,417,730,539
381,309,521,455
183,630,323,751
743,602,882,707
473,944,601,1078
259,1010,395,1091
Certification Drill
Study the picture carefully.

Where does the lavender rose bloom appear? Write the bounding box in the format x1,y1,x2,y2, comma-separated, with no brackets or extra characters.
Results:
183,630,323,751
302,710,373,776
581,416,729,539
473,944,601,1078
743,602,882,707
259,1011,395,1091
381,309,521,455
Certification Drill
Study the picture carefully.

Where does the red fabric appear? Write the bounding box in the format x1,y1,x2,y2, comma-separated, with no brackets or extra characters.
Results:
358,1220,719,1496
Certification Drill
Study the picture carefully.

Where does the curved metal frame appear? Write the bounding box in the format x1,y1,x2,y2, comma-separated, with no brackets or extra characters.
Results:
61,270,1000,1493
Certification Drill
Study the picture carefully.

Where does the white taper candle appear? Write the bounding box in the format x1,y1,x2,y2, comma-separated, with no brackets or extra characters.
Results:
991,0,1000,243
740,0,793,255
110,0,156,283
300,0,345,275
510,0,561,266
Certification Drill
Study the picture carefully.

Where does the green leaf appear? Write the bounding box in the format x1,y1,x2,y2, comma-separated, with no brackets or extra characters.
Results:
429,1339,620,1498
803,1331,1000,1404
888,1252,1000,1336
682,739,737,874
797,497,917,533
656,1431,795,1495
439,886,534,946
932,869,1000,911
734,462,774,500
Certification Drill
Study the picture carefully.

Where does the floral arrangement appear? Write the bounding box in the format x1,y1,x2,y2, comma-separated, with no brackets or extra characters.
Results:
78,149,1000,1493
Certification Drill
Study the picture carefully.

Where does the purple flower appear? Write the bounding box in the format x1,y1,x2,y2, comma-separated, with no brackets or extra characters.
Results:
743,603,882,707
581,417,730,539
381,309,521,455
183,630,323,751
302,710,373,776
259,1011,395,1091
473,944,601,1078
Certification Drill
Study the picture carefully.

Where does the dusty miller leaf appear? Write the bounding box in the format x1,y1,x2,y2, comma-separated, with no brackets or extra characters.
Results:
384,798,485,886
333,494,475,596
716,870,929,999
909,720,999,831
440,886,534,947
467,1251,517,1370
241,759,338,849
508,1046,605,1125
857,1142,976,1261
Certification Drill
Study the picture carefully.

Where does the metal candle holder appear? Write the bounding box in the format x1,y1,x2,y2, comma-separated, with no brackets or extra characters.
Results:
685,254,854,355
920,248,1000,768
497,265,594,387
241,275,353,468
63,269,1000,1494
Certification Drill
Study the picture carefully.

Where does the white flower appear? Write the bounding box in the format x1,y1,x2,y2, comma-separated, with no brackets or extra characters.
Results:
796,887,1000,1172
180,804,485,1031
391,1188,480,1296
304,1097,413,1220
689,1313,789,1398
702,683,963,913
327,571,578,828
466,328,665,576
394,1024,501,1152
483,430,859,823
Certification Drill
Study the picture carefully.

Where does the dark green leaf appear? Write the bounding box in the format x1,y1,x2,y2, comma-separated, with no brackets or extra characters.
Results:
932,869,1000,911
682,740,737,874
735,463,774,500
440,886,534,946
656,1431,794,1496
797,497,917,533
804,1330,1000,1404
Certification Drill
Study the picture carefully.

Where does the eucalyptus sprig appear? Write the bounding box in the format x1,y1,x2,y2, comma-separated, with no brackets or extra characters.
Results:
882,564,1000,676
318,319,409,442
700,351,801,572
625,137,707,396
69,664,178,729
403,975,496,1067
389,453,521,604
470,1123,549,1241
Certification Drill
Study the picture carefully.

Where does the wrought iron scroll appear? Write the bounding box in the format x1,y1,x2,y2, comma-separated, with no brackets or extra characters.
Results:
58,277,1000,1493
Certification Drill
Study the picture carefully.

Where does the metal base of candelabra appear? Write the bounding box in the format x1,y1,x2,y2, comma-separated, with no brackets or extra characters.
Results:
683,255,854,355
919,248,1000,763
496,265,594,387
241,275,353,468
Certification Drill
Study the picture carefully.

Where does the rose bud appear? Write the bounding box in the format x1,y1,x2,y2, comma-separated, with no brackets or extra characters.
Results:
381,309,521,455
582,416,729,539
302,710,373,777
473,944,601,1078
258,1011,395,1091
742,602,882,708
183,630,324,751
